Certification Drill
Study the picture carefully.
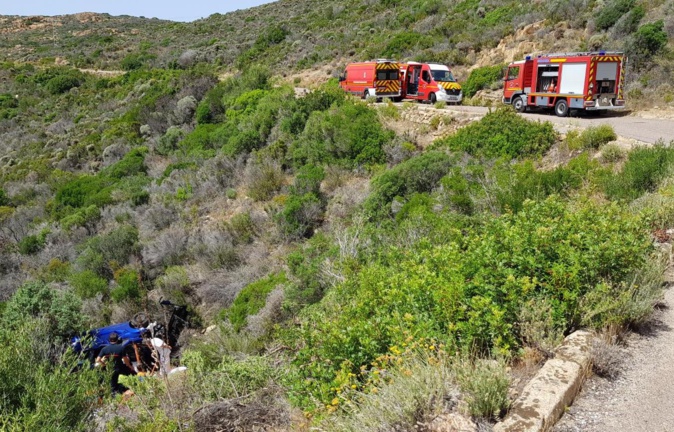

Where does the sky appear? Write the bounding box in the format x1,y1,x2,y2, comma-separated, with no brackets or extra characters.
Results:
1,1,277,22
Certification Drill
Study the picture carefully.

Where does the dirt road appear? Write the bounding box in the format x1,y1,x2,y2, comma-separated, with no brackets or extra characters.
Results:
553,286,674,432
418,105,674,144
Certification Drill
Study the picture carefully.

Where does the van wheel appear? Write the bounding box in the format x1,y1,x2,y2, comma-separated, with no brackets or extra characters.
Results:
429,93,437,104
555,99,569,117
512,96,525,113
364,90,370,100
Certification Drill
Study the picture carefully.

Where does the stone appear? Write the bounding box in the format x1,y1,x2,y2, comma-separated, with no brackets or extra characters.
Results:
427,413,477,432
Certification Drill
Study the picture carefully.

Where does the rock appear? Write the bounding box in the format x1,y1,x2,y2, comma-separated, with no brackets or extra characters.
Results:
428,413,477,432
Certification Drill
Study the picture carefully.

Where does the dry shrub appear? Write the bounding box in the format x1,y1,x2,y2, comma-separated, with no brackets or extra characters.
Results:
591,337,624,380
193,386,290,432
244,157,285,201
321,356,460,432
245,287,285,337
518,297,564,357
142,226,189,269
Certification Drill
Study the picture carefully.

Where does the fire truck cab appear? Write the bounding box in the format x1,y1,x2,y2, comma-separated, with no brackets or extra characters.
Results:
399,62,463,104
503,52,626,116
339,60,401,100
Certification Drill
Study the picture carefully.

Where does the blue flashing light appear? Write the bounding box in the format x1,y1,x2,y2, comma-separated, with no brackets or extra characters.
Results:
525,55,531,60
599,51,606,55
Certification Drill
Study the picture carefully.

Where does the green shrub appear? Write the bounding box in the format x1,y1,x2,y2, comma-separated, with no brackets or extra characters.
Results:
365,151,453,218
290,197,651,407
595,0,636,30
435,107,557,158
1,281,84,341
277,193,323,240
18,230,48,255
77,225,139,277
284,234,336,313
69,270,108,299
111,267,142,303
157,126,186,155
0,321,102,431
383,31,432,57
60,205,101,232
579,125,617,149
292,100,393,167
462,65,503,98
601,144,626,163
603,144,674,200
630,21,668,59
102,147,147,179
226,273,287,331
0,189,8,206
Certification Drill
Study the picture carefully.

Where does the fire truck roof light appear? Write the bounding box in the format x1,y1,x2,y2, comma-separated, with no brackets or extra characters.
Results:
525,56,531,60
599,51,606,55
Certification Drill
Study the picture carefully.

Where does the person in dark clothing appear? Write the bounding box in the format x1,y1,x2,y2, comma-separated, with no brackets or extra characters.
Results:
95,332,136,394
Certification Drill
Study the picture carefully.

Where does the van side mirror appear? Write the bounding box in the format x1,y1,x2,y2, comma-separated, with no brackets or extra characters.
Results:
339,74,345,82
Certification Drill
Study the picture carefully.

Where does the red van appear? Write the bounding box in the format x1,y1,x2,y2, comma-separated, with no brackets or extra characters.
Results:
339,60,401,100
399,62,463,104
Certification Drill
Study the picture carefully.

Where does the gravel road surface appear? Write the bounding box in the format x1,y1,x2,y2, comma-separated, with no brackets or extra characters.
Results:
553,286,674,432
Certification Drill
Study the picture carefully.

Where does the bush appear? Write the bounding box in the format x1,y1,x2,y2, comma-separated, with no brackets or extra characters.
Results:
1,281,84,341
321,356,458,432
226,273,287,332
630,21,668,59
69,270,108,299
292,100,393,168
290,197,651,407
601,143,626,163
435,107,557,158
462,65,503,98
18,231,47,255
579,125,617,149
603,144,674,200
110,268,142,303
365,151,453,218
0,321,102,431
277,193,323,240
595,0,636,30
454,358,510,419
228,213,256,245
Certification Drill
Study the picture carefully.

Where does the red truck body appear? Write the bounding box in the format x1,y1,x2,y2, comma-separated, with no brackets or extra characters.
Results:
503,52,626,116
339,60,401,99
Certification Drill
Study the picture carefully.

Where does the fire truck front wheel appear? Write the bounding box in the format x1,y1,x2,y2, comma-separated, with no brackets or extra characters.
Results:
429,93,437,104
512,96,526,113
555,99,569,117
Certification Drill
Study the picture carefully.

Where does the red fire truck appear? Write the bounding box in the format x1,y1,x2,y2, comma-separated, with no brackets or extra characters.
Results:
399,62,463,104
339,60,401,100
502,52,626,116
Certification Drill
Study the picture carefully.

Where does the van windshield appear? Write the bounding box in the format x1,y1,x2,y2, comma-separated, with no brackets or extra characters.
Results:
376,70,399,81
431,69,455,82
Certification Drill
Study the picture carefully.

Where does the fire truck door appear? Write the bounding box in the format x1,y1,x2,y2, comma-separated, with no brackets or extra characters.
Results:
420,69,431,98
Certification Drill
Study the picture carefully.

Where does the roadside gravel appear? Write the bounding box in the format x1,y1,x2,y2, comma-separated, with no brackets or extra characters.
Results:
553,286,674,432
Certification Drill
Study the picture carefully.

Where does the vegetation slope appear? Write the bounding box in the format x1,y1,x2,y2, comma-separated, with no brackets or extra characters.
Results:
1,0,674,430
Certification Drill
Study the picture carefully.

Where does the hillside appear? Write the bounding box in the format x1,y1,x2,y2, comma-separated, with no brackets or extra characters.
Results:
1,1,674,431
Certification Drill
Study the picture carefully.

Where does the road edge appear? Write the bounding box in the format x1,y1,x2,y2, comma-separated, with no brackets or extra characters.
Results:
494,330,593,432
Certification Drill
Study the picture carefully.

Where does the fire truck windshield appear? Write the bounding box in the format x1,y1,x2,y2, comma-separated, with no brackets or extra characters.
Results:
431,69,455,82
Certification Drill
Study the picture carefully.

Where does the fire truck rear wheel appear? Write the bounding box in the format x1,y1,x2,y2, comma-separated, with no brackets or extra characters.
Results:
512,96,525,113
555,99,569,117
429,93,437,104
